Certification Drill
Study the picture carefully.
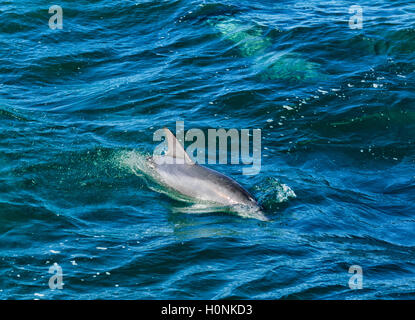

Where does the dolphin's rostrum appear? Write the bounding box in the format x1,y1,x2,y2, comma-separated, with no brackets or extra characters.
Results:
146,128,269,221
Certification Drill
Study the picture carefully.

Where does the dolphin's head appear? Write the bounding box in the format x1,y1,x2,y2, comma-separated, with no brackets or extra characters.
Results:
238,192,269,221
250,209,270,222
232,202,269,222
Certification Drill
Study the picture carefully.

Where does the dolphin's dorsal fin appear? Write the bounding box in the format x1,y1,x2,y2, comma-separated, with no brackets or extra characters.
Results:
163,127,194,164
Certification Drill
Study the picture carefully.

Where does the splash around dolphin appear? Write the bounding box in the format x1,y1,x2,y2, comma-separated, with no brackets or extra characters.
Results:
127,128,269,221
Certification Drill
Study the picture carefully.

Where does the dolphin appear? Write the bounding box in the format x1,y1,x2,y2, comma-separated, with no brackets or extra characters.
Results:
208,16,326,82
144,128,269,221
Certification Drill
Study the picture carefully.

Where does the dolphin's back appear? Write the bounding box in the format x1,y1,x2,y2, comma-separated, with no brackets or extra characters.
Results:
151,160,257,207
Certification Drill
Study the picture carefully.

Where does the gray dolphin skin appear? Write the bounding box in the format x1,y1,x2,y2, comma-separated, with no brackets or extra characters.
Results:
147,128,269,221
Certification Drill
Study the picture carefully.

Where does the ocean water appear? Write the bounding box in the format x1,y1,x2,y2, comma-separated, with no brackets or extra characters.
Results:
0,0,414,299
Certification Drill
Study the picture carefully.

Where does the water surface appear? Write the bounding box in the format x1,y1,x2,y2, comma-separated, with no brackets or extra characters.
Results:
0,0,414,299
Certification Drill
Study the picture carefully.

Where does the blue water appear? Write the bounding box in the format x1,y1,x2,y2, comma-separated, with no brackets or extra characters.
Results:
1,0,414,299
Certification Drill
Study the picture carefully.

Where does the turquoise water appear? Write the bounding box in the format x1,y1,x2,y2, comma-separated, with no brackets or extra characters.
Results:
1,0,414,299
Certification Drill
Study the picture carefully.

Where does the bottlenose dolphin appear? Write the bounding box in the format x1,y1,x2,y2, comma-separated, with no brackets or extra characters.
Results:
208,16,325,81
145,128,269,221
